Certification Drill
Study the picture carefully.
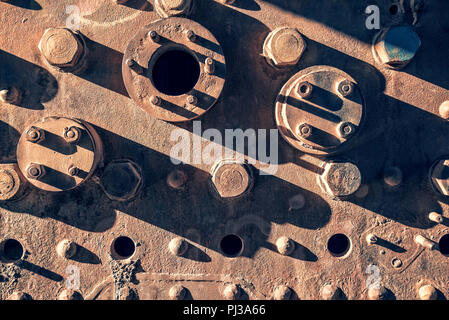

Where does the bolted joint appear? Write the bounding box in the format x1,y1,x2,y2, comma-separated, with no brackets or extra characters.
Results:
63,126,81,143
373,25,421,70
337,122,355,139
26,126,45,143
337,79,354,97
184,29,196,42
297,123,312,139
296,81,313,99
317,160,362,198
38,28,87,72
263,27,307,68
26,163,45,180
210,160,254,199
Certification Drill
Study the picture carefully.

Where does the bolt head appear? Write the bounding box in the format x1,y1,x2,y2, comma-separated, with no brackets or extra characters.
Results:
26,126,45,143
273,285,292,300
296,81,313,99
264,27,306,67
418,284,438,300
276,236,295,256
154,0,193,18
223,284,240,300
297,123,312,139
38,28,84,68
169,237,188,256
337,122,356,139
100,160,143,201
186,95,197,105
63,126,81,143
318,161,362,197
167,169,187,189
150,95,161,106
366,234,378,244
68,165,79,176
210,160,253,199
26,163,45,180
374,26,421,70
337,80,354,97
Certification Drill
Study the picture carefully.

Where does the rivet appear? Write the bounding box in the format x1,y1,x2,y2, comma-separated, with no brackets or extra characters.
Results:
223,284,240,300
185,29,196,42
68,165,79,176
148,30,160,43
186,95,197,105
167,169,187,190
418,284,438,300
169,237,188,256
383,166,403,187
150,95,162,106
56,239,77,259
276,236,295,256
169,284,187,300
272,285,292,300
366,233,378,245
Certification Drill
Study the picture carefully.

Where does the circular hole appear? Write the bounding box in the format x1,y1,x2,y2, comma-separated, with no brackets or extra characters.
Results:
439,234,449,256
111,236,136,260
389,4,398,15
152,49,200,96
300,85,308,94
327,234,351,257
220,234,243,257
1,239,24,262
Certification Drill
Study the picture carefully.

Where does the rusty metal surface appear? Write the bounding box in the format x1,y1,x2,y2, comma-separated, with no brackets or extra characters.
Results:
0,0,449,301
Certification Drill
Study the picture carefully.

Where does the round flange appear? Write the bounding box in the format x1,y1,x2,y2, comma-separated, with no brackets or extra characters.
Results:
275,66,365,156
16,116,103,192
122,17,226,122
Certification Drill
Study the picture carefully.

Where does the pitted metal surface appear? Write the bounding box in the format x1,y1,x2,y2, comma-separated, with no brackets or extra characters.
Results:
0,0,449,301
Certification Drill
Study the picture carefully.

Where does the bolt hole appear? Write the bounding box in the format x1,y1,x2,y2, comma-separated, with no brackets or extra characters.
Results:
1,239,24,262
389,4,399,15
327,234,351,257
152,49,200,96
111,236,136,260
220,234,243,257
439,234,449,256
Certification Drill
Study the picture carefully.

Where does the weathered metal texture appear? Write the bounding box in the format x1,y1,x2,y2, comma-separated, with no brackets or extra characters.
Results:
275,66,365,155
122,17,226,122
0,0,448,301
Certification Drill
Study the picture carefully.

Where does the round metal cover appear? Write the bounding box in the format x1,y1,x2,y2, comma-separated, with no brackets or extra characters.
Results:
122,17,226,122
275,66,365,155
16,117,103,192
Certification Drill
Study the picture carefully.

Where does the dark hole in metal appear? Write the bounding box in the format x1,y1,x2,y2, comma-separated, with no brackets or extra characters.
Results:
220,234,243,257
327,233,350,257
112,236,135,259
152,49,200,96
2,239,24,261
439,234,449,256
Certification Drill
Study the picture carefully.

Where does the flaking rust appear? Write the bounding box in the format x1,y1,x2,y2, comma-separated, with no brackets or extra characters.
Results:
0,0,448,300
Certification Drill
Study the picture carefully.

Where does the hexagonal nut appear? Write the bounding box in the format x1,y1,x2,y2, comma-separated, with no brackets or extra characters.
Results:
0,164,28,201
210,159,254,199
154,0,193,18
100,159,143,201
373,25,421,70
318,161,362,197
25,163,46,180
263,27,306,67
429,158,449,196
26,126,45,143
38,28,84,69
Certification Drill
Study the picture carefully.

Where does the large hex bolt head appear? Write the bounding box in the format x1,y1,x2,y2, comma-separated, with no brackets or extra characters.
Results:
0,164,28,201
38,28,85,70
373,25,421,70
26,163,45,180
210,160,254,199
317,161,362,197
154,0,193,18
100,160,143,202
263,27,306,68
